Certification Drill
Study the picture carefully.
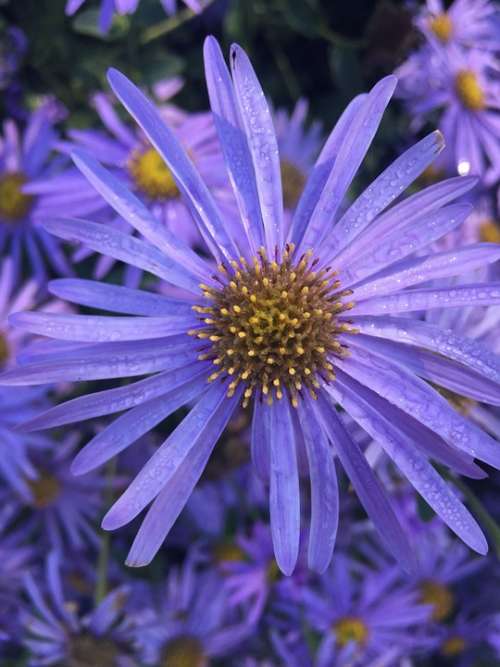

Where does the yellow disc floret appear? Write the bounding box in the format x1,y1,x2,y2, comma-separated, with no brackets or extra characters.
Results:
27,473,61,509
334,617,369,647
281,159,306,209
420,580,454,622
455,70,486,111
129,146,180,200
162,636,208,667
0,333,10,366
429,13,453,43
480,220,500,244
191,244,355,408
441,635,467,657
0,172,34,221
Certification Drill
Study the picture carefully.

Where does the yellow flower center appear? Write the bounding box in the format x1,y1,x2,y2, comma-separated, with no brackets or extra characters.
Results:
0,333,10,366
280,159,306,209
213,542,246,564
420,580,454,622
455,70,486,111
27,473,61,509
334,617,369,647
162,637,209,667
128,146,180,200
436,385,475,416
480,220,500,244
0,172,34,221
69,634,118,667
429,13,453,43
191,244,355,408
267,558,281,583
441,635,466,657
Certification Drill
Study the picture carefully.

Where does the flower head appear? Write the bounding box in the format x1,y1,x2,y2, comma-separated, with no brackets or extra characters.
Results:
4,38,500,578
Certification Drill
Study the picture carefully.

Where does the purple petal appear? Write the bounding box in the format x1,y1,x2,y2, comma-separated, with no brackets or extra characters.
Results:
298,400,339,573
251,399,270,480
314,392,415,571
230,44,283,254
125,388,242,566
266,397,300,575
102,381,237,530
106,68,239,263
330,374,488,554
72,372,207,475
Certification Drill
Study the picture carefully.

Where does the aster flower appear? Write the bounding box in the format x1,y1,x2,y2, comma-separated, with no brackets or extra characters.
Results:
5,38,500,578
21,551,134,666
0,104,72,284
415,0,500,51
396,45,500,180
301,554,431,665
131,552,251,665
65,0,206,34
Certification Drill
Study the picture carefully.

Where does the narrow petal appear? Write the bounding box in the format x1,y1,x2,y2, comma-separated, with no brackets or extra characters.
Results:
48,279,194,316
203,36,263,253
266,398,300,575
125,386,243,566
323,131,446,261
42,217,201,294
72,373,207,475
251,399,270,480
230,44,283,254
290,95,367,246
350,316,500,385
71,149,211,282
102,381,237,530
298,401,339,573
340,203,472,288
20,363,204,431
9,311,197,342
0,336,198,384
314,393,415,571
106,68,239,263
329,375,488,554
337,346,500,469
352,243,500,299
298,76,397,252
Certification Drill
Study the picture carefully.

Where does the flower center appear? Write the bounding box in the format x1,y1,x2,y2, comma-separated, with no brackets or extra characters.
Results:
480,220,500,244
429,13,453,43
27,473,61,509
192,244,354,408
128,146,180,200
0,333,10,366
213,542,246,564
436,385,475,416
420,580,454,622
280,159,306,209
0,172,34,221
455,70,486,111
162,636,208,667
69,634,118,667
334,617,369,647
441,635,466,657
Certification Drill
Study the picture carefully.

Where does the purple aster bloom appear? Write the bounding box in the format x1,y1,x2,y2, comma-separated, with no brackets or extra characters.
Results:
5,38,500,577
273,100,322,214
131,551,252,665
21,551,134,666
429,611,498,663
0,104,72,284
415,0,500,50
396,45,500,180
65,0,206,34
301,554,432,665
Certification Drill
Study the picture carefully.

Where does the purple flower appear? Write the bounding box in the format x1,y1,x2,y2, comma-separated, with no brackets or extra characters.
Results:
65,0,206,34
0,105,72,284
415,0,500,50
4,37,500,576
131,551,251,665
396,45,500,180
21,551,134,666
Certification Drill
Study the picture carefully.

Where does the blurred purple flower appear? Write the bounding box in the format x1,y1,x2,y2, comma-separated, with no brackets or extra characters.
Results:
4,38,500,577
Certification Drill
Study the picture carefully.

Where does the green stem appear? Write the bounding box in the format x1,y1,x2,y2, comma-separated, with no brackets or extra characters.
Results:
140,1,215,44
94,457,117,605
